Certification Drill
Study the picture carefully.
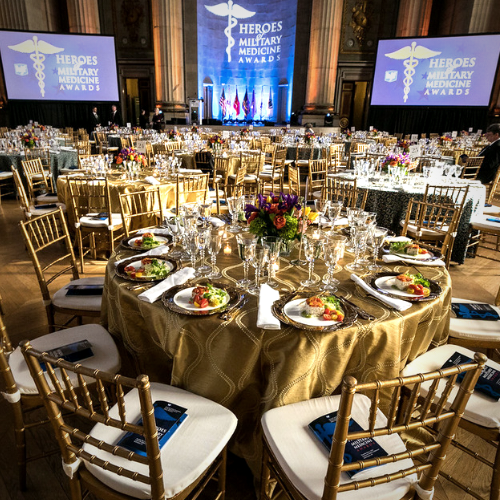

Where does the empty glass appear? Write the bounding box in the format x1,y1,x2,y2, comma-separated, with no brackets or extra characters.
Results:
236,233,257,289
262,236,282,289
321,234,347,292
185,231,199,271
199,203,212,228
345,226,368,272
314,199,329,232
368,226,389,271
197,227,212,275
207,230,223,279
326,200,343,232
248,245,269,295
300,233,323,288
227,197,242,233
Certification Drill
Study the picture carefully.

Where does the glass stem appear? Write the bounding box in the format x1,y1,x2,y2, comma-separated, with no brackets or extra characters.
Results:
308,260,314,282
328,262,335,283
200,248,206,265
211,253,216,274
243,261,249,282
255,265,260,288
372,245,378,267
191,255,196,269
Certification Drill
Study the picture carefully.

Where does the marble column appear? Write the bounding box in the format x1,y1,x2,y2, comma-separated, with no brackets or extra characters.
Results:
66,0,100,33
468,0,499,33
300,0,343,125
152,0,187,120
396,0,433,37
0,2,29,30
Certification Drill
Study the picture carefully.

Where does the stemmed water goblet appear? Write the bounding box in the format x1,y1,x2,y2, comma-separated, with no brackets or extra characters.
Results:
345,208,362,252
199,203,212,228
248,245,269,295
206,230,223,279
326,200,343,233
300,233,323,288
235,233,257,289
227,197,242,233
368,226,389,271
345,226,369,273
314,199,329,232
185,231,200,272
196,227,212,275
321,234,347,292
240,194,255,231
261,236,282,289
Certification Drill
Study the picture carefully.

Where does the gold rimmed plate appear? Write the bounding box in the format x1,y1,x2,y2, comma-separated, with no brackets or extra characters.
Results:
120,231,173,252
272,292,358,332
161,281,244,316
382,241,442,261
115,256,178,282
369,271,442,302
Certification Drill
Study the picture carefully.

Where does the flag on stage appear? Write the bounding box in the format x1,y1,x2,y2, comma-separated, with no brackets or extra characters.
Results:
251,89,256,119
268,90,273,112
233,87,240,117
260,86,264,119
219,87,226,118
242,88,250,117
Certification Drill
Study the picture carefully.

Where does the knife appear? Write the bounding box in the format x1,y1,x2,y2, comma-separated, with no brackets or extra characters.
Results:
340,297,375,320
219,297,248,321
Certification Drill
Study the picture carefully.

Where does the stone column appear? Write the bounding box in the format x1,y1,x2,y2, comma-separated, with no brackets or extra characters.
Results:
468,0,499,33
300,0,343,126
396,0,433,37
0,2,29,30
66,0,100,33
152,0,187,121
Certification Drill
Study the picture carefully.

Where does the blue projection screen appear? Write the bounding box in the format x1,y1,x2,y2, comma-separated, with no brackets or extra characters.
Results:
371,34,500,106
197,0,297,122
0,31,119,101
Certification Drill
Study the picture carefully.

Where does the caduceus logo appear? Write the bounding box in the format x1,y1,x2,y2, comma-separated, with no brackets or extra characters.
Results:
205,1,255,62
385,41,441,103
8,35,64,97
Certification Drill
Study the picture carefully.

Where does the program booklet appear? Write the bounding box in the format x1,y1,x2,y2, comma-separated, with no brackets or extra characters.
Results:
40,339,93,370
117,400,187,456
66,284,104,296
441,351,500,401
451,302,499,321
309,411,388,478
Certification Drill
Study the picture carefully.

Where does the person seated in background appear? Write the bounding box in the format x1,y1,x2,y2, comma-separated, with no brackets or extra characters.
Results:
109,104,122,127
477,123,500,184
139,109,148,129
151,107,164,131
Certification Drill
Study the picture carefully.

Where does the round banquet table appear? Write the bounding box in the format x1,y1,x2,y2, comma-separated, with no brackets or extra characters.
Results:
101,238,451,477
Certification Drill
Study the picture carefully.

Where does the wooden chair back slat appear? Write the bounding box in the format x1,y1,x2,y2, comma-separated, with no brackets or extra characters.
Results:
176,173,209,213
461,156,484,180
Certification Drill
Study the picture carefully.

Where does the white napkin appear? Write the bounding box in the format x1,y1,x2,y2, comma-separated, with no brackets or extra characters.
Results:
179,168,203,174
334,217,349,226
257,284,281,330
144,176,160,185
138,267,196,303
385,236,411,243
382,254,446,267
208,217,225,227
350,273,412,312
114,246,167,267
135,228,171,236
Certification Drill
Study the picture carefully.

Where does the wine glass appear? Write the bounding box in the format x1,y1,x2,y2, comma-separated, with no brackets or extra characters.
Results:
240,194,256,231
368,226,389,271
248,244,269,295
322,234,347,291
261,236,282,289
314,199,329,232
166,216,185,260
326,200,343,232
206,230,223,279
196,227,212,275
345,226,368,272
346,207,362,252
185,231,199,272
227,197,242,233
236,233,257,289
300,233,323,288
199,202,212,228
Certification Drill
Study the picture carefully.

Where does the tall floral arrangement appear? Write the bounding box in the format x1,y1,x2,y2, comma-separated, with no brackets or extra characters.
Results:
208,133,225,148
245,193,318,241
397,139,410,153
381,152,410,172
21,130,38,148
167,129,181,141
114,147,147,169
304,131,315,144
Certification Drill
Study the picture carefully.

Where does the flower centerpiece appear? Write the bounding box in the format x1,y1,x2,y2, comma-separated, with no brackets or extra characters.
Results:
439,135,453,145
381,152,411,173
21,130,38,149
397,139,411,153
208,133,225,149
371,128,379,137
240,127,250,137
304,131,316,144
191,124,199,134
245,193,319,253
114,147,147,171
343,129,352,139
167,129,181,141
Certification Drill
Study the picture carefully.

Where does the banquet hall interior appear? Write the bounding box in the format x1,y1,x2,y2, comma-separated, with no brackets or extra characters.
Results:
0,1,500,500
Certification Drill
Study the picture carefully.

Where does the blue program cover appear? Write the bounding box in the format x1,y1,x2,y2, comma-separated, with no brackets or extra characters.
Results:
451,303,500,321
441,352,500,401
118,400,187,456
308,411,388,478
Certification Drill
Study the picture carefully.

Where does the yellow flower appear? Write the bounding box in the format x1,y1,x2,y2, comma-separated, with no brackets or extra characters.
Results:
304,206,311,217
307,209,319,222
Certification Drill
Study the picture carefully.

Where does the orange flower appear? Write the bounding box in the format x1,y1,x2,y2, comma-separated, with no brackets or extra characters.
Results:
247,212,258,223
116,157,123,164
273,215,286,229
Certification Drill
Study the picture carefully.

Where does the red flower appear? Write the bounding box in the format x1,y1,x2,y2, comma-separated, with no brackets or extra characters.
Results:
116,157,123,164
269,204,279,214
247,212,258,223
273,215,286,230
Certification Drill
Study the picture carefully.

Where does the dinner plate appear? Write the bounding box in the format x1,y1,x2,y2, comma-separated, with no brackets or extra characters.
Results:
369,272,442,302
161,281,244,316
382,243,442,261
121,233,172,251
272,292,357,332
115,257,178,282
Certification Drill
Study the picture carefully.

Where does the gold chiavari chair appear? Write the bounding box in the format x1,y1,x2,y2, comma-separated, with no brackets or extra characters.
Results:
486,168,500,211
260,353,486,500
0,297,120,490
25,147,51,172
120,137,131,149
212,155,232,202
152,141,168,155
176,173,209,214
401,200,461,267
165,141,182,152
308,158,328,200
0,169,14,204
194,150,213,174
19,207,105,329
460,156,484,180
75,140,91,156
240,151,265,195
423,184,469,216
259,148,286,195
67,177,124,272
287,164,301,197
118,187,165,238
326,178,368,210
21,342,237,500
21,158,57,204
227,164,247,198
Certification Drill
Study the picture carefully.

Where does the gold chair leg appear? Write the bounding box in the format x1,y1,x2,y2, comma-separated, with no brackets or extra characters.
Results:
492,443,500,500
218,447,228,500
12,401,27,490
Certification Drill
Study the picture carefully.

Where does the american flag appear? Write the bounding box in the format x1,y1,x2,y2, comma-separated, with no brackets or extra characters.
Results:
219,87,226,117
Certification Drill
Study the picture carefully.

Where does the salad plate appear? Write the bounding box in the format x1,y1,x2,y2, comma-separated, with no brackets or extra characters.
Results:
272,292,357,332
121,231,172,251
369,272,442,302
383,239,441,261
161,281,244,316
115,257,178,282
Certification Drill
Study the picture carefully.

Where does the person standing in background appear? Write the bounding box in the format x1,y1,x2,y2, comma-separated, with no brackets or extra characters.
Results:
88,106,100,133
151,107,164,131
477,123,500,184
139,109,149,129
109,104,122,127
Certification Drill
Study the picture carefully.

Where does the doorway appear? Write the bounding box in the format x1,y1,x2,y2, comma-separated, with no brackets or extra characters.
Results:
339,81,370,130
124,78,151,126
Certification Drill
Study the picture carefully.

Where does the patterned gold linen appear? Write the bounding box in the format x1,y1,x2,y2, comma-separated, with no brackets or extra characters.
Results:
102,239,451,477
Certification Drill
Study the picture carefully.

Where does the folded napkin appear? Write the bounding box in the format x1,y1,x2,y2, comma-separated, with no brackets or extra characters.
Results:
114,246,167,267
350,273,412,312
135,228,171,236
138,267,196,303
144,176,160,185
257,284,281,330
382,254,446,267
179,168,203,174
208,217,225,227
385,236,412,243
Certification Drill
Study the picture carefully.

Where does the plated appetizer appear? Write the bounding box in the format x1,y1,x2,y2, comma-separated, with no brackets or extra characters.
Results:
191,284,229,309
124,258,170,279
132,232,161,250
390,272,430,296
302,295,345,322
390,240,429,256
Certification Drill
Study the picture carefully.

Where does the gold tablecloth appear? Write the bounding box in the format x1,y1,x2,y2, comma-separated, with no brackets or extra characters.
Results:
101,242,451,477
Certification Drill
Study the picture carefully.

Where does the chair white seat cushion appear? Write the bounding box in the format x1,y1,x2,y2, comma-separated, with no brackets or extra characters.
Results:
0,171,13,179
483,205,500,215
259,172,280,180
83,382,237,499
36,193,59,203
52,276,104,312
262,394,416,500
449,298,500,342
243,175,257,182
28,202,66,216
262,164,273,170
401,220,449,237
8,324,120,395
401,344,500,429
471,215,500,233
31,171,52,180
80,213,123,228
